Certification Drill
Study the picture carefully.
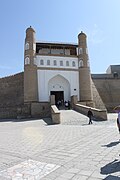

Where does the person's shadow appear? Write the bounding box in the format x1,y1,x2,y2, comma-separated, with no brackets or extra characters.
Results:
100,159,120,175
103,175,120,180
102,140,120,148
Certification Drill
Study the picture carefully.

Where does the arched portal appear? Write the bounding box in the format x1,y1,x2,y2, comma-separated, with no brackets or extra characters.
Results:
48,74,70,104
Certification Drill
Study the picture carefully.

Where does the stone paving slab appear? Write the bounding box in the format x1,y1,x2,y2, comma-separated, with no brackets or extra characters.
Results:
0,111,119,179
0,159,60,180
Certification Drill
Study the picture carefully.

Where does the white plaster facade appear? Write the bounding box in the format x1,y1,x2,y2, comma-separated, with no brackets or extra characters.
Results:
36,56,79,102
35,55,78,69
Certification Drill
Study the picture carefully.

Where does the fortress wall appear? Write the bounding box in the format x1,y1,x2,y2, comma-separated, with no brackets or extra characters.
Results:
0,72,24,119
0,72,24,108
0,104,31,119
0,72,51,119
92,77,120,112
0,71,120,118
91,80,106,110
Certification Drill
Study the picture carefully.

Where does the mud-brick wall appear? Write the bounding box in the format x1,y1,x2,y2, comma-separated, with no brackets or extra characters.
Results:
92,77,120,112
91,80,106,110
0,72,24,108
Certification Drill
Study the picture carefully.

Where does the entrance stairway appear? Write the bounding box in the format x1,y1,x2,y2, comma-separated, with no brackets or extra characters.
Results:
60,109,88,125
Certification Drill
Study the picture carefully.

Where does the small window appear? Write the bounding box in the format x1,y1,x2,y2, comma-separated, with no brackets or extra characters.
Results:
66,61,69,66
25,42,29,50
47,60,50,65
54,60,57,66
33,43,36,51
25,57,30,65
79,60,83,67
34,57,36,65
60,61,63,66
40,59,44,65
79,48,83,54
72,61,76,67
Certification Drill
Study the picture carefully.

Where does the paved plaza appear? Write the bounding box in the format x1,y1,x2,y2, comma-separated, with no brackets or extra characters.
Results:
0,110,120,180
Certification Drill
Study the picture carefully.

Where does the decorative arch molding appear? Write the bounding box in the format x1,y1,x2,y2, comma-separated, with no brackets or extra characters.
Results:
48,74,70,101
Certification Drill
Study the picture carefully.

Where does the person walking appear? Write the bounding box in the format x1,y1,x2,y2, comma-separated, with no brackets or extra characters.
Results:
68,100,71,110
87,108,93,124
117,111,120,134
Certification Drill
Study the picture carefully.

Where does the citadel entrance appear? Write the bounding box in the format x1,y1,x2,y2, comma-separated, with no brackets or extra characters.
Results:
51,91,64,105
48,74,70,104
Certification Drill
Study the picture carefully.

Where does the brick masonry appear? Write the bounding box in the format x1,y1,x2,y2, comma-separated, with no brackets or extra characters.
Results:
0,72,120,118
0,72,24,108
92,77,120,112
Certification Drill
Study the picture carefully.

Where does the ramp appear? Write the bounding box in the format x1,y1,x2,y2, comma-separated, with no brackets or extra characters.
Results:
60,110,88,125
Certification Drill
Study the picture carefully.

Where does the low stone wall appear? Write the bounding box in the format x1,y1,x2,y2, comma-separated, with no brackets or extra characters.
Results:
0,103,30,119
51,105,60,124
31,102,51,118
0,107,17,119
0,102,51,119
74,104,107,121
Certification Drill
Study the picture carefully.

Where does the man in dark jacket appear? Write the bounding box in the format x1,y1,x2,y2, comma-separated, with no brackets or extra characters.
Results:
87,108,93,124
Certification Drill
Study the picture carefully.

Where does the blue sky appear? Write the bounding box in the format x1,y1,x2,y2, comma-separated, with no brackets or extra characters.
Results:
0,0,120,77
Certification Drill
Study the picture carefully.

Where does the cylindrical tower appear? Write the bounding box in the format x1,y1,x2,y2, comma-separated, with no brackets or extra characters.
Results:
78,31,94,107
24,26,38,103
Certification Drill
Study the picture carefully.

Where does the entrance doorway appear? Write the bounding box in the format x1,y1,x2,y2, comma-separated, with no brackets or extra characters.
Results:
51,91,64,105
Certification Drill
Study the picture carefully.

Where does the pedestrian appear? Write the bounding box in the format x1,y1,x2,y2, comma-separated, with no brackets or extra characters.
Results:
87,108,93,124
117,112,120,134
64,101,68,109
68,100,71,110
56,100,60,109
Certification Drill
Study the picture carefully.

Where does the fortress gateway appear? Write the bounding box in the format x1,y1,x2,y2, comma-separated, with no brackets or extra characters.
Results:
24,26,94,107
0,26,120,119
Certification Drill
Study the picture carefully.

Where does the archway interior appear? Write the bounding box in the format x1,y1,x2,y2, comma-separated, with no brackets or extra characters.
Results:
51,91,64,105
48,74,70,105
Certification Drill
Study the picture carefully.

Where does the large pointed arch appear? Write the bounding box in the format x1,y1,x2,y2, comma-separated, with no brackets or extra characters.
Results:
48,74,70,102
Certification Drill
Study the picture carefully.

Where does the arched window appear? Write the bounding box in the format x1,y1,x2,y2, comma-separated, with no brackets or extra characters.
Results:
79,60,83,67
34,57,36,65
72,61,76,67
47,60,50,65
40,59,44,65
25,42,29,50
79,48,83,54
25,57,30,65
54,60,57,66
66,61,69,66
60,61,63,66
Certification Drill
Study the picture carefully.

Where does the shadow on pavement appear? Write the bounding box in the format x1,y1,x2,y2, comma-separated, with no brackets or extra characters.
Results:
82,124,89,126
0,118,35,122
101,159,120,175
43,118,55,125
0,117,53,124
103,175,120,180
102,141,120,148
0,117,58,126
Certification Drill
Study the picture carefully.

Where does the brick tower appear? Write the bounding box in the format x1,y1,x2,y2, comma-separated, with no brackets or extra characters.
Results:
78,31,94,107
24,26,38,103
